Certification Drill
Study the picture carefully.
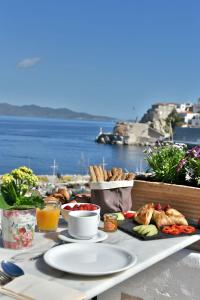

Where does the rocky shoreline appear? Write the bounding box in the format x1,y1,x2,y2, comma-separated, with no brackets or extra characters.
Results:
95,122,164,146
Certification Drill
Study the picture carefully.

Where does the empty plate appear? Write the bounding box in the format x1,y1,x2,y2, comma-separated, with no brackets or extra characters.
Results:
44,243,137,276
58,229,108,244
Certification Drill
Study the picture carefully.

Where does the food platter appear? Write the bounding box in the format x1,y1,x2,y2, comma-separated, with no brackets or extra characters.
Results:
44,243,137,276
118,218,200,240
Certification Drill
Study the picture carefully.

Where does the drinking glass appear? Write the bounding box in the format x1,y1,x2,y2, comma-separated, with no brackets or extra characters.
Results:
36,201,60,232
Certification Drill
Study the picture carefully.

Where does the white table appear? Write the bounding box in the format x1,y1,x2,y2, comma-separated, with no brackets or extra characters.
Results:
0,219,200,300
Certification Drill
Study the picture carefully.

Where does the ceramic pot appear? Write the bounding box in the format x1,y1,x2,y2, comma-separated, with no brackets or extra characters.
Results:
1,208,36,249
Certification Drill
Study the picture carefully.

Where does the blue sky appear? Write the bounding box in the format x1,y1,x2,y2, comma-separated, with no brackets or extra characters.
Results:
0,0,200,119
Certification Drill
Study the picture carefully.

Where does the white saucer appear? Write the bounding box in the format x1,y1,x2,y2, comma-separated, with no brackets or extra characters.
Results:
58,229,108,244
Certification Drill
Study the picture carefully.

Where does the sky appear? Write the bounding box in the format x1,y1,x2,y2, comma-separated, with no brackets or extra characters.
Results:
0,0,200,120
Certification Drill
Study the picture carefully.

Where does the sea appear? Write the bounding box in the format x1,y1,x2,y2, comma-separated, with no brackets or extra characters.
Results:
0,116,147,175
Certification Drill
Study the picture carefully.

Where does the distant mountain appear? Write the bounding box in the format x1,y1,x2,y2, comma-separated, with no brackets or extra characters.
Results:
0,103,114,121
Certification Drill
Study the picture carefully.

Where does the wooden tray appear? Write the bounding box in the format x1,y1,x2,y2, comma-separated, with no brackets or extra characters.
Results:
118,218,200,241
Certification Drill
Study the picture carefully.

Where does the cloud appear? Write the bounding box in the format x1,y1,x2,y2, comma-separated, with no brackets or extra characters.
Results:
17,57,41,69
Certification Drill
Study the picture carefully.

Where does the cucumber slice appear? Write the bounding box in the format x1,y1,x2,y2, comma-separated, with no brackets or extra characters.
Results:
133,224,158,236
133,225,145,232
146,229,158,236
146,226,158,236
137,225,149,234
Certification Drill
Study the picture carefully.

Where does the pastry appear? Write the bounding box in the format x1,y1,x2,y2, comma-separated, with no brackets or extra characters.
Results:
153,210,174,228
57,188,70,201
134,203,154,225
165,208,188,225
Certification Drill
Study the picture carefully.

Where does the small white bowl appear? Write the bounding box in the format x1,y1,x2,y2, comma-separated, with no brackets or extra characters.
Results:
61,203,101,222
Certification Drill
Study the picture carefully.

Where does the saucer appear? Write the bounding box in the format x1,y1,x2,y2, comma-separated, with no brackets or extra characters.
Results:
58,230,108,244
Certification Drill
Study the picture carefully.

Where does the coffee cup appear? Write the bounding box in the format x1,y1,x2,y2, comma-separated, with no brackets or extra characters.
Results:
68,211,100,239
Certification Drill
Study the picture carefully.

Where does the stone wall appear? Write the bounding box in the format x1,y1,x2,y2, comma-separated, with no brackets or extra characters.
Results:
114,122,164,145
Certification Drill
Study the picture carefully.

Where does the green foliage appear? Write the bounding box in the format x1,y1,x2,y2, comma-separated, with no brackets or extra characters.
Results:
0,166,44,210
165,109,184,133
0,194,12,209
145,143,186,183
187,158,200,185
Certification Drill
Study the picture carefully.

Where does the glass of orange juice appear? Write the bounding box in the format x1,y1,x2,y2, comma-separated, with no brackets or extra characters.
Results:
36,200,60,232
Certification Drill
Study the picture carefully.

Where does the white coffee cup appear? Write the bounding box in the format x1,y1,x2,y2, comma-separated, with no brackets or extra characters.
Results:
68,211,100,239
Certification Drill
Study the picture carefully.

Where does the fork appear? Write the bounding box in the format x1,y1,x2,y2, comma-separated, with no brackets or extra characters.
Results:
0,271,33,300
0,270,11,285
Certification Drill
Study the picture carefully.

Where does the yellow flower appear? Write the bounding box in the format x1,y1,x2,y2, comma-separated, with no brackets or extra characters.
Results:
11,169,25,180
19,166,33,175
1,174,14,185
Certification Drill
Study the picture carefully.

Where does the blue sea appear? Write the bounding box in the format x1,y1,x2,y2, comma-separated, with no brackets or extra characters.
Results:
0,116,146,175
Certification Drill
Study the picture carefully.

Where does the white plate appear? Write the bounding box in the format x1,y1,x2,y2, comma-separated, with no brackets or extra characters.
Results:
58,230,108,244
44,243,137,276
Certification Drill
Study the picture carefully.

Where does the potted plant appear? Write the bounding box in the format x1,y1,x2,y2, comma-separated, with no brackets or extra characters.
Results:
0,166,44,249
132,143,200,220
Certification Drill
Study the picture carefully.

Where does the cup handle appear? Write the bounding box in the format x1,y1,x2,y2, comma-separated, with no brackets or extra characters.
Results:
98,213,100,225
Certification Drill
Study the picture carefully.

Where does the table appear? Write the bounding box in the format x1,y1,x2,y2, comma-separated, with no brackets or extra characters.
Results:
0,220,200,300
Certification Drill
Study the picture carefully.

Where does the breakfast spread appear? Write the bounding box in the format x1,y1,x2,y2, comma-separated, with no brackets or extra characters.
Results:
89,165,135,182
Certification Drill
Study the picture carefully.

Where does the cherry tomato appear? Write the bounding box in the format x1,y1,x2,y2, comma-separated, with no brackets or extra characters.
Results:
123,211,136,219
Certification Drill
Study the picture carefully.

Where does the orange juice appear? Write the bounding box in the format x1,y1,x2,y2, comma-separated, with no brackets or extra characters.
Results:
36,201,60,232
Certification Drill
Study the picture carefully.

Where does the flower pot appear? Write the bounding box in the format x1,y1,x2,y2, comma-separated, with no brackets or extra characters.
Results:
1,208,36,249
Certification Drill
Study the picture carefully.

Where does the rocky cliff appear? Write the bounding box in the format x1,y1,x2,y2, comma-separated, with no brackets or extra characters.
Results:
140,103,176,135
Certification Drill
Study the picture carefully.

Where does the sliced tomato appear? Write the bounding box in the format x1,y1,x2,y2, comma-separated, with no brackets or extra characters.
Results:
162,225,196,235
179,225,196,234
162,225,181,235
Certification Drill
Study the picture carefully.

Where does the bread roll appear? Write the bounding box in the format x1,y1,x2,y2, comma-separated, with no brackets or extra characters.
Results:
98,166,104,181
126,173,135,180
121,173,127,180
103,169,108,181
89,166,97,182
93,166,102,182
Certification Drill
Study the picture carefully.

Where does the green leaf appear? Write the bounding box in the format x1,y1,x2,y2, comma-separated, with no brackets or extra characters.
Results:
0,194,12,209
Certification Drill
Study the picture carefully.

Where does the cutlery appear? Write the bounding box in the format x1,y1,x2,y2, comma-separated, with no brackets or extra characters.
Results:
0,269,11,285
10,241,65,262
0,268,33,300
0,286,34,300
1,261,24,278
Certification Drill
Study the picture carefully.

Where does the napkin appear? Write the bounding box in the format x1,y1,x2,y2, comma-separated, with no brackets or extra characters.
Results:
0,274,85,300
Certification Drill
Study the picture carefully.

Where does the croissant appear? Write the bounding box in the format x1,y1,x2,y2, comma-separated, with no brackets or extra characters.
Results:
153,210,174,228
165,208,183,217
165,208,188,225
134,203,154,225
